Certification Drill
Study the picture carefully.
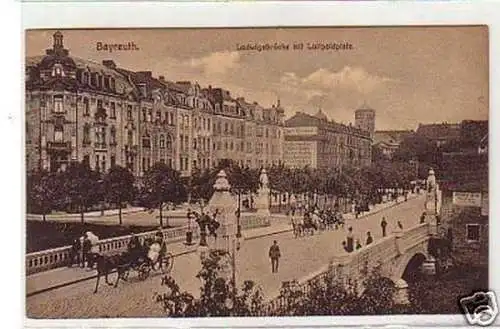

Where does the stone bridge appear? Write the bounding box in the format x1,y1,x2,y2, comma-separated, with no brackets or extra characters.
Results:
266,222,435,312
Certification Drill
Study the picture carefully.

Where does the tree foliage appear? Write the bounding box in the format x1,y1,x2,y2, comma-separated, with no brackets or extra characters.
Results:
60,162,102,223
141,162,186,227
103,165,136,224
155,249,264,317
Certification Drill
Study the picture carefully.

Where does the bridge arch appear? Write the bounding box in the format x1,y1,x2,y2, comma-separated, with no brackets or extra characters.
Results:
391,244,429,283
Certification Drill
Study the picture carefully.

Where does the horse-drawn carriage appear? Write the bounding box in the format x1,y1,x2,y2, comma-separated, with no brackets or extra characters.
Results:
93,234,174,293
291,209,345,238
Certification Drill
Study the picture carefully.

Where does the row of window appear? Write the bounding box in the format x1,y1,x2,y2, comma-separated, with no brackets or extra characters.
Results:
82,125,117,146
82,154,116,172
141,133,174,149
77,70,117,93
142,108,176,125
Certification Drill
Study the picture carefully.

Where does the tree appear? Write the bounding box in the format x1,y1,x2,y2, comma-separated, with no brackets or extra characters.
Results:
267,163,290,212
60,162,101,223
103,165,136,225
277,263,396,316
26,170,59,221
189,167,214,203
141,162,186,228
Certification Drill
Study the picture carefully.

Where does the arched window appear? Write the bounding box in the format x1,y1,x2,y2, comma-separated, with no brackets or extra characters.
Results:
83,124,91,144
159,134,165,149
110,126,116,145
54,124,63,142
166,134,173,150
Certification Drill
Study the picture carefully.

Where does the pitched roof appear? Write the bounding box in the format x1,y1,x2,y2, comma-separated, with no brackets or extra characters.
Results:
416,123,461,140
374,130,414,145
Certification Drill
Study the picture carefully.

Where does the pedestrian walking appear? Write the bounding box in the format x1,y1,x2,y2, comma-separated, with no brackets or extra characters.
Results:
269,240,281,273
342,240,350,253
381,217,387,237
68,237,81,267
366,231,373,245
82,234,91,268
356,239,362,250
397,220,403,230
346,227,354,252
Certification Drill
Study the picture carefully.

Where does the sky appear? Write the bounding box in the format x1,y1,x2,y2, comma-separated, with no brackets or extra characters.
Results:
25,26,488,131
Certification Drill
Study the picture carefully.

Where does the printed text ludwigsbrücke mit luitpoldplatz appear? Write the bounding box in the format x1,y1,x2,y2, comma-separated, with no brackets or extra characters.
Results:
236,42,353,52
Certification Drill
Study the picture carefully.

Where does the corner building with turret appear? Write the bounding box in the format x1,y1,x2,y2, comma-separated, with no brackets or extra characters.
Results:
25,31,285,177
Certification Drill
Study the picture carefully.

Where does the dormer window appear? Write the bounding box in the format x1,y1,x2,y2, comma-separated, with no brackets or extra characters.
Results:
90,73,97,87
52,64,64,77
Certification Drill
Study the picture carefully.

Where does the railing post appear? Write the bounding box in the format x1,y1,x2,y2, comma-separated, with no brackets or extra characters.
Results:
394,229,404,255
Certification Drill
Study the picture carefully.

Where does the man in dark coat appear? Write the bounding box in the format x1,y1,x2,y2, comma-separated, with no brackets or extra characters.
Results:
381,217,388,237
269,240,281,273
346,227,354,252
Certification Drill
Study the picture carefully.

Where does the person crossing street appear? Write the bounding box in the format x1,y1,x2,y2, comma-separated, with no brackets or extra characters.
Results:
381,217,388,237
269,240,281,273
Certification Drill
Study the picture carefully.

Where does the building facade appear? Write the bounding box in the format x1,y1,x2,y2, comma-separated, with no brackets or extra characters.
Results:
26,31,284,177
373,130,414,159
283,110,372,169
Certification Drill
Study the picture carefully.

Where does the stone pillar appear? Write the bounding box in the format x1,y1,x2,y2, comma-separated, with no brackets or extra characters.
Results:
206,170,237,252
393,278,410,305
394,229,404,255
424,168,439,236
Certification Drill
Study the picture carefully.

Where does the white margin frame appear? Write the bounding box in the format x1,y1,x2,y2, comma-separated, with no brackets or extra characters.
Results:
15,1,500,328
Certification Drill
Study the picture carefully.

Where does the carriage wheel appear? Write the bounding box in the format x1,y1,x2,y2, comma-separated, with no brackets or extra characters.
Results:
161,253,174,273
138,263,150,280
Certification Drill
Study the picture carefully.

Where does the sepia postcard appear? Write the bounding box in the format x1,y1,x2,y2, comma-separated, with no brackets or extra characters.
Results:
24,26,492,323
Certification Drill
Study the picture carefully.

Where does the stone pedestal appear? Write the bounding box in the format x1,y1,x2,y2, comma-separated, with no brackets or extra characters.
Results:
205,170,238,251
393,279,410,305
256,169,271,217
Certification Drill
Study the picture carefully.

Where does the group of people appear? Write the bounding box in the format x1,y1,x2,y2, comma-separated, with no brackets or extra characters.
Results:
68,228,168,270
288,205,345,237
341,217,405,253
68,231,100,269
342,227,373,253
127,228,167,268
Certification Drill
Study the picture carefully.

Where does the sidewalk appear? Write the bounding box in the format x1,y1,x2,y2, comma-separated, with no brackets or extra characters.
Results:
26,217,291,297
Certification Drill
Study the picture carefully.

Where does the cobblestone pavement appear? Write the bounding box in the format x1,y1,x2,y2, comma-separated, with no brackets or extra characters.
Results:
26,195,424,318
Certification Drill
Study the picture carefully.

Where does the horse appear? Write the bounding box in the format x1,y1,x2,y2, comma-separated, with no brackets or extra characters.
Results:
311,211,325,232
301,213,318,236
93,251,133,293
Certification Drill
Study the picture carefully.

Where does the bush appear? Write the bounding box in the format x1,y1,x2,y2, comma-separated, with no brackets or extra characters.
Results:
154,249,264,317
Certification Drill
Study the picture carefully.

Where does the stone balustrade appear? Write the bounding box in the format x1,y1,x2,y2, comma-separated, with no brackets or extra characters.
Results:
26,214,271,275
264,223,431,315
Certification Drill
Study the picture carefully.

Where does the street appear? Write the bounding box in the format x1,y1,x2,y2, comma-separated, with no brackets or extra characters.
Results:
26,195,424,318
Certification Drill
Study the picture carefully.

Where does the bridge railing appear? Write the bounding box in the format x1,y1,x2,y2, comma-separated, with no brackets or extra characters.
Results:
263,222,430,315
26,214,270,275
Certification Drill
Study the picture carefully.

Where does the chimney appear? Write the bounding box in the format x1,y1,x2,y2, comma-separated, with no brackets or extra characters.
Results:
102,60,117,69
137,71,152,78
158,76,165,82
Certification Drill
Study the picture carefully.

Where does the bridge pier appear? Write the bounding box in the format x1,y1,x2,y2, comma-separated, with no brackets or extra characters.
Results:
393,278,410,305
